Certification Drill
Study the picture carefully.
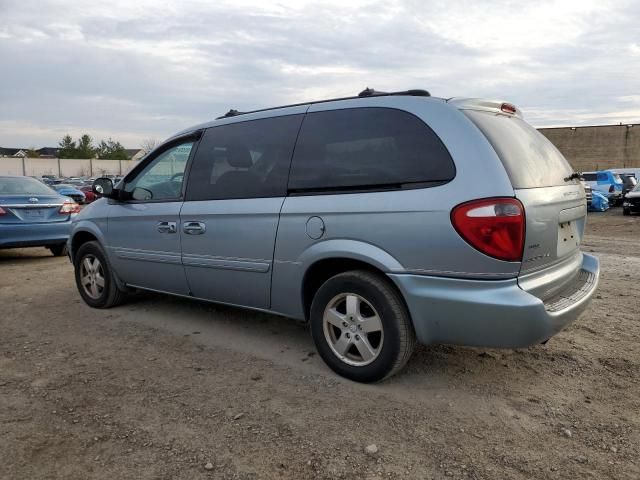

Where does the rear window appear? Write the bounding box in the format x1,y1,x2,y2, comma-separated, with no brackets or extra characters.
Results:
288,107,455,191
0,176,57,196
464,110,574,188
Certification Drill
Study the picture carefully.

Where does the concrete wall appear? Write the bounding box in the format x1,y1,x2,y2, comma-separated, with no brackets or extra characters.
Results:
539,123,640,172
0,158,140,177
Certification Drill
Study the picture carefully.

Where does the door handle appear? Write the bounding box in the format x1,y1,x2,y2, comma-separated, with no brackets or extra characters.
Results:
157,221,177,234
183,221,206,235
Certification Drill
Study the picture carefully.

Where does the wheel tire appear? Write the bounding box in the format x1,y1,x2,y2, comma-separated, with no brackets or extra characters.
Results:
310,270,415,383
74,241,127,308
623,208,630,216
48,243,67,257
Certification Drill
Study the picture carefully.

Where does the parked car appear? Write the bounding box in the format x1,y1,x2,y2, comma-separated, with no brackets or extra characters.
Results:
66,178,86,187
607,168,640,180
623,182,640,215
580,180,592,206
68,89,600,382
79,185,98,203
618,173,637,198
51,184,86,204
582,171,624,205
0,175,80,255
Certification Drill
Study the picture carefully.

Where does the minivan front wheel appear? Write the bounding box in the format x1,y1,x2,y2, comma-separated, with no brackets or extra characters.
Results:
310,270,415,382
74,241,127,308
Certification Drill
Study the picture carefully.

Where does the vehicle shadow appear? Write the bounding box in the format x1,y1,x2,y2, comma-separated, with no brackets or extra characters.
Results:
118,289,561,396
0,247,58,263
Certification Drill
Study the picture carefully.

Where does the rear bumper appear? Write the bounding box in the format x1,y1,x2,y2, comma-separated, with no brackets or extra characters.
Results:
0,220,72,248
389,253,600,348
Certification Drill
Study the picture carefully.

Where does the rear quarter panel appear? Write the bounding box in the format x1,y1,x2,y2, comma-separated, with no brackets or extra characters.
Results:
271,96,519,319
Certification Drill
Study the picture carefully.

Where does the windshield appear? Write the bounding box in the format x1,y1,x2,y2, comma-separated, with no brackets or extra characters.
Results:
0,176,58,196
633,182,640,192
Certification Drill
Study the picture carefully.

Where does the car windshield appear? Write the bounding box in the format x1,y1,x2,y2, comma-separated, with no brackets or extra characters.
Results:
633,182,640,192
0,176,58,195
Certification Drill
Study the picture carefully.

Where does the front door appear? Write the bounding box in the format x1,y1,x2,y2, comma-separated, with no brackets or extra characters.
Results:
106,139,196,294
180,113,304,308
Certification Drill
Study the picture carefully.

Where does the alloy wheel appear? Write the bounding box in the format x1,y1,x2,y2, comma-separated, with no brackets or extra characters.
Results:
80,254,105,299
322,293,384,366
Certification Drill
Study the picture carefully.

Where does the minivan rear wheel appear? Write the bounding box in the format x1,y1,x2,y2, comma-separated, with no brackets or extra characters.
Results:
74,241,127,308
310,270,415,382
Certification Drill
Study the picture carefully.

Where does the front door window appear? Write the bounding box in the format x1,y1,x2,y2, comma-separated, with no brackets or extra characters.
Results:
125,142,194,201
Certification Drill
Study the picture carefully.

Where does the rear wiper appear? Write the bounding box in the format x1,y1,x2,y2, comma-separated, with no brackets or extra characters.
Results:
564,172,582,182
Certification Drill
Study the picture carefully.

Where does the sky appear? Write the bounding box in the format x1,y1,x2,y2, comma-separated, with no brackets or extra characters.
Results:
0,0,639,148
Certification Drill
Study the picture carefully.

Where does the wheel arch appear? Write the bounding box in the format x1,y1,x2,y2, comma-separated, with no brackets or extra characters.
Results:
69,222,106,262
297,240,409,322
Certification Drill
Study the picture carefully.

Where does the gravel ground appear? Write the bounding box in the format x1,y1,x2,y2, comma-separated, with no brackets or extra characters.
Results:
1,209,639,479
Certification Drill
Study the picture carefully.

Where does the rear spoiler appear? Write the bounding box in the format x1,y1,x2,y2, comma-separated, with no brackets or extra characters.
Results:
447,98,523,118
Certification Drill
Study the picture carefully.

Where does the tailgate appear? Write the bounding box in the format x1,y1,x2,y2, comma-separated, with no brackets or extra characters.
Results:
516,185,586,274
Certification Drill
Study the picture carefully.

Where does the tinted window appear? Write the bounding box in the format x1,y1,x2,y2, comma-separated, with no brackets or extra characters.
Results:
288,108,455,191
186,115,303,201
124,141,194,201
597,172,608,182
582,173,597,181
465,110,574,188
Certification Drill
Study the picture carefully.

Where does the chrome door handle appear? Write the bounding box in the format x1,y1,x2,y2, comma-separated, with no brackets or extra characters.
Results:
183,221,206,235
157,221,177,234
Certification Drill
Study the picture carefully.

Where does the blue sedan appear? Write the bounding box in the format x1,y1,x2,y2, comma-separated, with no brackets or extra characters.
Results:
0,175,81,256
51,184,87,204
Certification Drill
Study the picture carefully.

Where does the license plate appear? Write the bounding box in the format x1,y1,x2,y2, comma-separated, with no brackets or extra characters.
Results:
557,221,580,256
23,209,44,218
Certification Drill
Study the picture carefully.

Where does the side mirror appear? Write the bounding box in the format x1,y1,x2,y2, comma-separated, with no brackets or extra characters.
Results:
93,177,114,197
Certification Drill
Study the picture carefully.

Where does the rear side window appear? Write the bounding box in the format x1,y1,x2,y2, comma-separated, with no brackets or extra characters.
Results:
288,107,455,191
582,173,596,181
465,110,574,189
185,114,303,201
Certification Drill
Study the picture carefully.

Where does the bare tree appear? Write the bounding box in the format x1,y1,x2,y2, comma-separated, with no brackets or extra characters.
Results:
140,138,160,155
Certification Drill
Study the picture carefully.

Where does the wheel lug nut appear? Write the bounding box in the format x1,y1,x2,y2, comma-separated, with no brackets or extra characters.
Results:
355,335,360,341
345,333,350,338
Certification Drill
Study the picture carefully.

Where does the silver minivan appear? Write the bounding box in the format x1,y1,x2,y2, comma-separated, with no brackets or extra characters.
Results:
69,89,599,382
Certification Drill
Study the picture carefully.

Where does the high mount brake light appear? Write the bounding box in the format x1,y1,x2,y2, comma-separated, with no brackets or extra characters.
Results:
451,198,525,262
59,201,81,214
500,103,517,114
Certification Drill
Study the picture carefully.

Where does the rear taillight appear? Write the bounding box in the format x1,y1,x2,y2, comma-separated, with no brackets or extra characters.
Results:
0,207,6,215
451,198,525,262
59,201,81,214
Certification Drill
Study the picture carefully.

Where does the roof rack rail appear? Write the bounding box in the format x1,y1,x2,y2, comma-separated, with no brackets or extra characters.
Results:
215,88,431,120
359,87,430,98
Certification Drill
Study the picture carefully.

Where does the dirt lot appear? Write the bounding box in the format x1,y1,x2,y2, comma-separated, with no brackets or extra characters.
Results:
1,209,639,479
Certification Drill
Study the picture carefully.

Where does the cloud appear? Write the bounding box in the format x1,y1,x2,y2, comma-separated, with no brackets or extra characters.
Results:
0,0,638,147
